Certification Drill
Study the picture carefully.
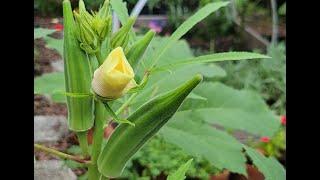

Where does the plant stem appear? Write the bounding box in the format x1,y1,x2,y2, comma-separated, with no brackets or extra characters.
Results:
87,101,110,180
99,174,109,180
77,131,89,157
116,92,138,115
88,164,101,180
95,50,104,66
34,144,91,164
91,100,106,163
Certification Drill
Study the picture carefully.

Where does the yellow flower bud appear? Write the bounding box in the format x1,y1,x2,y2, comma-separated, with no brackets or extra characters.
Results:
92,47,137,99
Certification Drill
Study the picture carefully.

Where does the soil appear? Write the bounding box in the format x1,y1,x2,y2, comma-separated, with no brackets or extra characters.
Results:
34,16,63,77
34,95,67,116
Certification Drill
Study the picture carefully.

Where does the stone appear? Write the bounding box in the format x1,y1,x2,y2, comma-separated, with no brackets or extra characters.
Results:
34,115,69,143
34,160,77,180
51,60,64,72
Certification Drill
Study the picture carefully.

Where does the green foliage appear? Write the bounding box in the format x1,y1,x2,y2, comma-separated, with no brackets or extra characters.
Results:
126,137,219,179
161,118,247,175
110,0,130,24
44,36,64,56
147,1,230,68
167,159,193,180
34,27,63,57
278,2,286,16
110,0,137,42
152,52,270,72
34,72,65,103
34,0,62,16
34,28,55,39
221,43,286,114
245,146,286,180
256,128,286,158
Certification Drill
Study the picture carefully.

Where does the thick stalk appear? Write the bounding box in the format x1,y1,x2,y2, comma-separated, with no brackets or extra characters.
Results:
91,101,106,162
77,131,89,156
91,101,107,180
34,144,91,164
88,164,101,180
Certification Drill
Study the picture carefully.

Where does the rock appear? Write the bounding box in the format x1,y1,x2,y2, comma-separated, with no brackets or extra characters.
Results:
34,160,77,180
34,115,69,143
51,60,64,72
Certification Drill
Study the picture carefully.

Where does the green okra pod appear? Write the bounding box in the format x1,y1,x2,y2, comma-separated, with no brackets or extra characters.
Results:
97,74,203,178
63,0,94,131
126,30,155,70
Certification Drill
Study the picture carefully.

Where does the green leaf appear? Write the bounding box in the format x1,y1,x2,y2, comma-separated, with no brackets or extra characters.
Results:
34,72,66,103
167,159,193,180
153,52,270,71
110,0,136,41
148,1,229,68
244,146,286,180
110,0,129,25
34,28,55,39
181,82,280,137
160,118,247,175
43,36,64,57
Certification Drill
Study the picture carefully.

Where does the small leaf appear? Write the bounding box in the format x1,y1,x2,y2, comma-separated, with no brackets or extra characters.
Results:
167,159,193,180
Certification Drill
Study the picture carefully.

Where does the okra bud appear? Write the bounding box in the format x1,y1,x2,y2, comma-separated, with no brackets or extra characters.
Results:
92,47,137,100
63,0,94,131
110,17,136,50
98,0,110,19
97,74,203,177
126,30,155,70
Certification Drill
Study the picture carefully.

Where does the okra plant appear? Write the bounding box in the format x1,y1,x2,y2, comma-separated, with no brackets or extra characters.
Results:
34,0,285,179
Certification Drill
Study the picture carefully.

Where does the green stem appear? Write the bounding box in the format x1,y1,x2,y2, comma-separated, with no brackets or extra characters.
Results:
91,100,106,163
99,174,109,180
34,144,91,164
88,164,101,180
95,50,104,65
116,92,138,115
77,131,89,157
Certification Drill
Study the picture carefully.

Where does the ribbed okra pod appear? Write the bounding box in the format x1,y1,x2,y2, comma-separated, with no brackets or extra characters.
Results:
97,74,203,178
63,0,94,131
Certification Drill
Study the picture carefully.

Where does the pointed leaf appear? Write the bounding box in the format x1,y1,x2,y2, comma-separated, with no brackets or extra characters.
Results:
167,159,193,180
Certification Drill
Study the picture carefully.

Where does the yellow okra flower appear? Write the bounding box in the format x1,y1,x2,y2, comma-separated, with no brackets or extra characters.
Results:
92,47,137,99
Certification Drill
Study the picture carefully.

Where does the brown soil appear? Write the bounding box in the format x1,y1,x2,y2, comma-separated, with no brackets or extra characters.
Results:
34,16,63,77
34,95,67,116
